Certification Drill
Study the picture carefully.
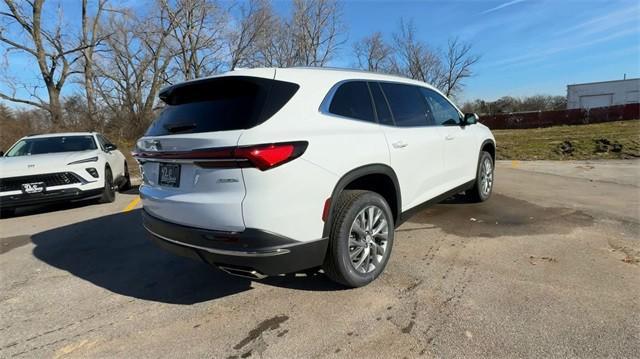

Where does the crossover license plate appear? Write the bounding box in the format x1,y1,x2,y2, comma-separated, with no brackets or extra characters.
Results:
158,163,181,187
22,182,46,194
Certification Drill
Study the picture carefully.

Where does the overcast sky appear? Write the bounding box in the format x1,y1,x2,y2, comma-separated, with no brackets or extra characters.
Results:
1,0,639,107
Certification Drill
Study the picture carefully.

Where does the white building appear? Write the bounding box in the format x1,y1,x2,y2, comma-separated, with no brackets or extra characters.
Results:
566,78,640,109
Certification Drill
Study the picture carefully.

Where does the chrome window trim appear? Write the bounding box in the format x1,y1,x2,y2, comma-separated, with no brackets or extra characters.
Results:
319,79,464,127
134,158,250,164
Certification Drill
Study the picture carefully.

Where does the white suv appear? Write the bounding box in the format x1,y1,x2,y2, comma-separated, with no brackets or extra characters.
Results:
135,67,495,287
0,132,130,216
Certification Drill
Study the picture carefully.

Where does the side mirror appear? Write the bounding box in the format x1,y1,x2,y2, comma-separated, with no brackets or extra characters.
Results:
0,150,4,157
463,113,479,125
104,143,118,152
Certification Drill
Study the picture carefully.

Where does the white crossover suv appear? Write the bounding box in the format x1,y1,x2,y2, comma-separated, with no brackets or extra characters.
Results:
0,132,130,216
136,67,495,287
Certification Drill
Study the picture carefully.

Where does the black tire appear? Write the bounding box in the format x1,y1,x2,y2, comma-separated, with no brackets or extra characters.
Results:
0,208,15,218
99,167,116,203
323,190,395,288
120,162,131,192
465,151,494,203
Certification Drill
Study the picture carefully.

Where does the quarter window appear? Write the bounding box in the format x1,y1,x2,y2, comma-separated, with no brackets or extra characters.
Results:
420,88,461,126
328,81,376,123
380,83,431,127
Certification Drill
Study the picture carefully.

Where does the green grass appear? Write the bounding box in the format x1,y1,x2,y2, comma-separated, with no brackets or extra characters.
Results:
493,120,640,160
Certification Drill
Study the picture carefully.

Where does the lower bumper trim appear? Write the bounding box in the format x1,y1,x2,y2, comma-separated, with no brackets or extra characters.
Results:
143,224,291,257
0,188,103,209
142,210,328,276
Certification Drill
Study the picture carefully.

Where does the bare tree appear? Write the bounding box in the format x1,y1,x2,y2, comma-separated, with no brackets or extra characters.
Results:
441,37,480,97
166,0,227,80
94,1,180,134
250,17,297,67
353,32,393,72
227,0,273,70
0,0,91,125
291,0,345,66
393,19,444,87
81,0,110,128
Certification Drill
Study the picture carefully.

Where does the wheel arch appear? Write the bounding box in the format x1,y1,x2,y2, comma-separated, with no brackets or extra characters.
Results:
480,139,496,162
322,164,401,238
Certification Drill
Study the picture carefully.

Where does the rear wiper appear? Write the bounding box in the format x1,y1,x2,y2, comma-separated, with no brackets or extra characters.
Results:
164,123,196,133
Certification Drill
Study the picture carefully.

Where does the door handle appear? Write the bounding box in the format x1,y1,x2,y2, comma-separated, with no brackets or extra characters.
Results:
392,141,408,149
445,134,455,141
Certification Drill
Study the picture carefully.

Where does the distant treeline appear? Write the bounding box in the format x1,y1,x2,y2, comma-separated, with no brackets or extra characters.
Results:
461,95,568,115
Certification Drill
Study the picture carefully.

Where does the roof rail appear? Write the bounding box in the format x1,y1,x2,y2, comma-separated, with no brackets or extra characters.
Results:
288,66,415,82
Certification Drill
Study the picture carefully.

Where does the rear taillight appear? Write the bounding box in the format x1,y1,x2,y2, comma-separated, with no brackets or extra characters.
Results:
235,144,296,170
133,142,307,171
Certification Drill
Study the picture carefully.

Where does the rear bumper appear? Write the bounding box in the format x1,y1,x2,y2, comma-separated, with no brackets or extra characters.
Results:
0,188,103,209
142,209,328,276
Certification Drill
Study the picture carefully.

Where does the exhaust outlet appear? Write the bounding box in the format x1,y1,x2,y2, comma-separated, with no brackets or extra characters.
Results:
218,265,268,280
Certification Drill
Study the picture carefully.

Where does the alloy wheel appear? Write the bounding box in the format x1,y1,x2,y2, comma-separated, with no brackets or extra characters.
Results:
480,157,493,197
348,205,389,274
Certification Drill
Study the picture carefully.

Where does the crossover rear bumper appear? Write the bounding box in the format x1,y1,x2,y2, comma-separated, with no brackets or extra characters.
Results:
142,209,328,277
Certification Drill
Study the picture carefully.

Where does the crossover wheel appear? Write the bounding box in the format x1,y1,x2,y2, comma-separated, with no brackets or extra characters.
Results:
465,151,494,202
99,167,116,203
323,190,395,287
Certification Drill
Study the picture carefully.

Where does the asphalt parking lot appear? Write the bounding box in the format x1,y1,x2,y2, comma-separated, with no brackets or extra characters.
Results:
1,160,638,358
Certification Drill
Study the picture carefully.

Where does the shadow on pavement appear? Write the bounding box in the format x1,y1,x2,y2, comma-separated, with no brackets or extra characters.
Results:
121,185,140,196
31,209,343,304
5,198,101,219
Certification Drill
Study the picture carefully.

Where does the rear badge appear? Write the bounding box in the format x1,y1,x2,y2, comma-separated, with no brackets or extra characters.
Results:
143,139,162,151
216,178,239,183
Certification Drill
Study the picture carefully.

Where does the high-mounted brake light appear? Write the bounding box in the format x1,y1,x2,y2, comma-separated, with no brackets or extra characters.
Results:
132,141,308,171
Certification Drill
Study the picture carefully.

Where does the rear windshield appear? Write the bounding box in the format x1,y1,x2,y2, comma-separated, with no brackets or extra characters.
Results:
146,76,299,136
5,136,97,157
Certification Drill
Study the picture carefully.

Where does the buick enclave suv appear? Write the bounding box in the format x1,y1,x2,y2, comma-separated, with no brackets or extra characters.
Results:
135,67,495,287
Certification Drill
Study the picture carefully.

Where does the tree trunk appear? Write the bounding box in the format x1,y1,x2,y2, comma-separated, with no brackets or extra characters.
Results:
47,86,63,127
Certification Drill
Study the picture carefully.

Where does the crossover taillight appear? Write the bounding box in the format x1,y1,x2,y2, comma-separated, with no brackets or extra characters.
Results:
235,143,297,170
133,142,308,171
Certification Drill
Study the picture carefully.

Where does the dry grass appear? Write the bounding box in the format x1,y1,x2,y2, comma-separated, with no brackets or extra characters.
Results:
493,120,640,160
117,140,141,180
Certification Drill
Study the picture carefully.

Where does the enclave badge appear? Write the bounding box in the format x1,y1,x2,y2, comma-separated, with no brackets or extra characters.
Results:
144,139,162,151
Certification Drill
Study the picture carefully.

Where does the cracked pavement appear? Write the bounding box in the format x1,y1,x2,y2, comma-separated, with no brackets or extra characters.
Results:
1,160,639,358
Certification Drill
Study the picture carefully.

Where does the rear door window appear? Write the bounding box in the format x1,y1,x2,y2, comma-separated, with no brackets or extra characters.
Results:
146,76,299,136
380,83,432,127
328,81,375,123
